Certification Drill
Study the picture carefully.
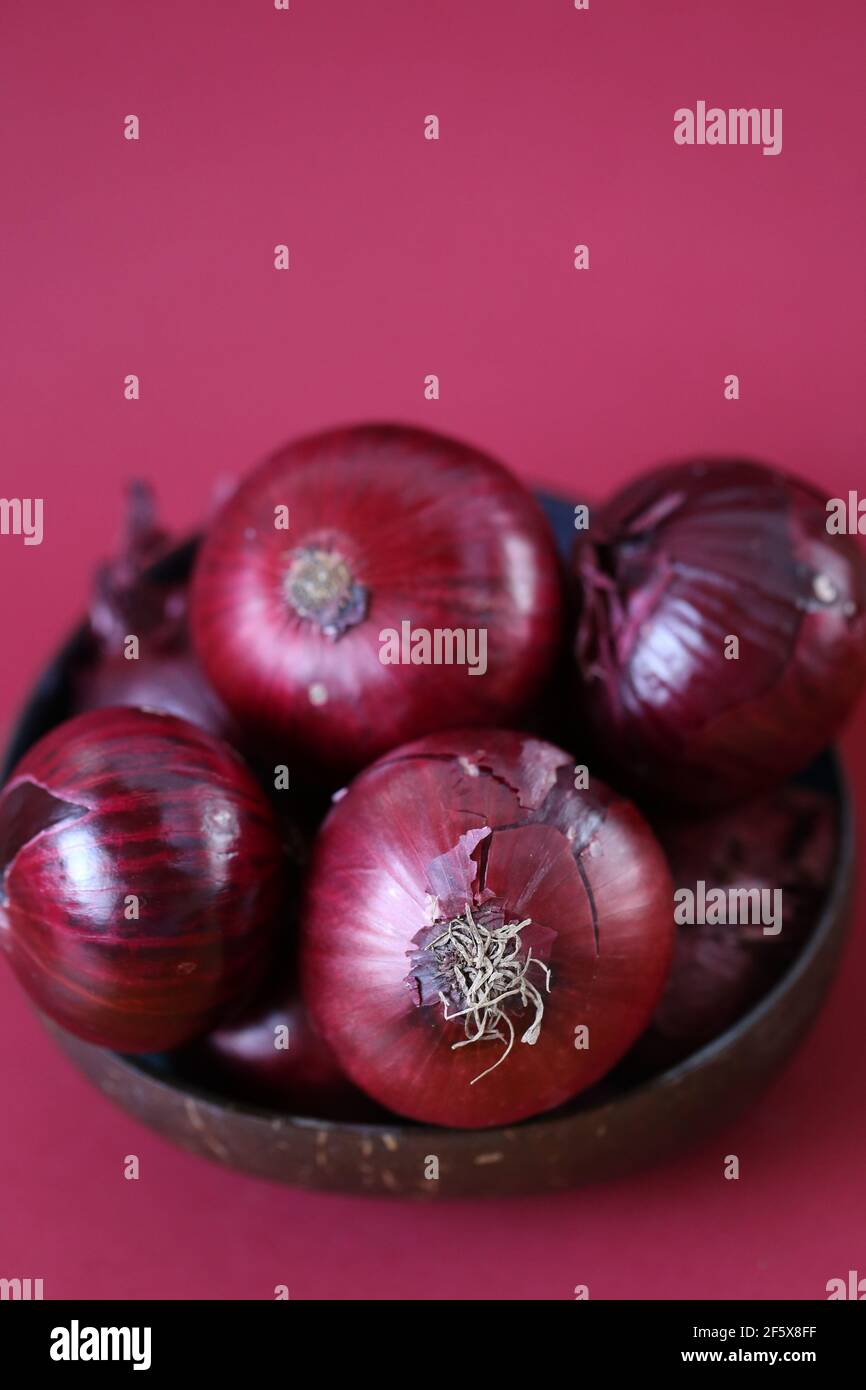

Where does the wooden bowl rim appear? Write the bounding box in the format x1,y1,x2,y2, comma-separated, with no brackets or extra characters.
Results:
3,511,855,1150
105,751,852,1142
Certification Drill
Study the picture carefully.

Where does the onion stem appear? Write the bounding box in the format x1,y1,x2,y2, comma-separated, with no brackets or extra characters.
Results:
428,903,551,1085
283,547,367,638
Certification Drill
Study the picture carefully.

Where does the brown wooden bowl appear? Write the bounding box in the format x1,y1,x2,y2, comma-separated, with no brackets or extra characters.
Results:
3,495,857,1197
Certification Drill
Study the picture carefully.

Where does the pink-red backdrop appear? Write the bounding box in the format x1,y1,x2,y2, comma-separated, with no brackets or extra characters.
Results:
2,0,864,1300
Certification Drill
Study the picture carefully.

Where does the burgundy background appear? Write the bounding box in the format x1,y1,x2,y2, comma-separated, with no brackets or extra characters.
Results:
1,0,864,1299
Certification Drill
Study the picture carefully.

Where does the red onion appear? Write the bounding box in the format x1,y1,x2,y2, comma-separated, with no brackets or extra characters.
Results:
628,784,837,1072
301,728,673,1128
574,459,866,807
0,708,284,1053
185,987,378,1120
72,482,234,741
191,425,564,776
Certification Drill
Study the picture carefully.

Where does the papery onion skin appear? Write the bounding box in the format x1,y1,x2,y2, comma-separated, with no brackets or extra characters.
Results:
184,988,379,1121
300,728,673,1128
573,460,866,808
191,425,564,777
72,482,235,741
0,709,284,1053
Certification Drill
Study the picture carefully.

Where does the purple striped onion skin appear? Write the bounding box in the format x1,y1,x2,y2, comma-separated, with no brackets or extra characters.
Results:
190,424,564,778
574,459,866,808
0,708,284,1052
301,728,673,1128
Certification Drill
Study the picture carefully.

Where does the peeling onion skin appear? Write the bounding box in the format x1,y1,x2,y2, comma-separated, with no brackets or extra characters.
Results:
0,709,285,1053
191,425,564,778
72,481,236,742
300,729,673,1128
573,460,866,808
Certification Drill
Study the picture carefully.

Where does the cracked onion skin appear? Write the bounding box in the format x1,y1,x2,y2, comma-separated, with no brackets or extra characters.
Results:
573,459,866,808
0,708,284,1053
300,729,673,1128
190,425,564,777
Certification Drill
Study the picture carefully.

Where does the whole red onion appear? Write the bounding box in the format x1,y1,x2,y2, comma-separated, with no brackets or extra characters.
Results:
301,728,673,1128
574,460,866,807
0,708,284,1053
72,482,234,741
185,988,378,1121
191,425,564,776
627,783,838,1072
